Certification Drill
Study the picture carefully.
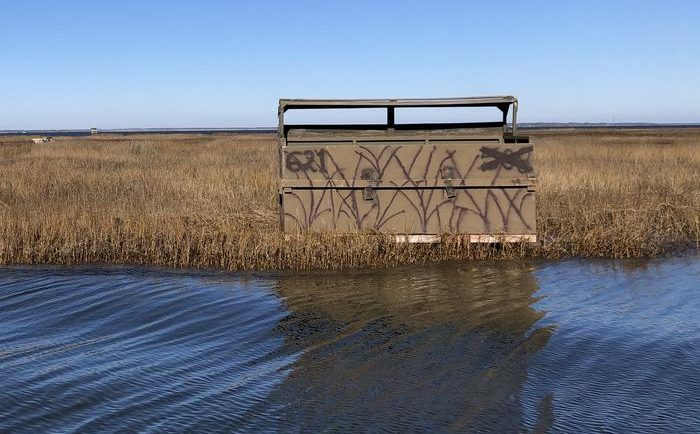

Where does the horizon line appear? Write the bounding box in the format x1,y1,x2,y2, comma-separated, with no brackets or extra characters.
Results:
3,121,700,135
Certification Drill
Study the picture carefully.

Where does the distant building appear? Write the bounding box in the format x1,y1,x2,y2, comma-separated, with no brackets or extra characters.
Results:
91,127,98,135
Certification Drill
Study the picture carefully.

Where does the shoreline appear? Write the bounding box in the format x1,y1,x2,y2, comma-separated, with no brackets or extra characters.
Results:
0,236,697,272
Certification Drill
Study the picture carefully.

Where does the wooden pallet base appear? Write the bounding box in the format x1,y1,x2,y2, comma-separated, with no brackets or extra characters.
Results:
468,234,537,244
394,234,537,244
283,233,537,244
394,235,442,243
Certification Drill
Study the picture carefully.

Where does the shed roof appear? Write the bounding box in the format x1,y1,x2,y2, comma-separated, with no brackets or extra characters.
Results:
279,96,516,111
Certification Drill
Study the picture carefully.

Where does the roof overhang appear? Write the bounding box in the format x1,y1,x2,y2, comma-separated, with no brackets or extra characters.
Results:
279,96,517,112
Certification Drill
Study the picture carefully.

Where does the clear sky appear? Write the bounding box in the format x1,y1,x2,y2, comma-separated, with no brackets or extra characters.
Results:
1,0,698,129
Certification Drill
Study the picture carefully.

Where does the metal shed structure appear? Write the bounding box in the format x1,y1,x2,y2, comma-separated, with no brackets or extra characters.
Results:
278,96,536,242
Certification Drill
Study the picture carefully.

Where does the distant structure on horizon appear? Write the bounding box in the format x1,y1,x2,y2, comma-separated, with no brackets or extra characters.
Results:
90,127,98,135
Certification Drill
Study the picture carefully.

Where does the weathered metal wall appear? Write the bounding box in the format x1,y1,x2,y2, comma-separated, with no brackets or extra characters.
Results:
280,141,535,235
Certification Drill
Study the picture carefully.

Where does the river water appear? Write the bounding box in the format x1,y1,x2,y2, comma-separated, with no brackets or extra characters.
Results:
0,257,698,433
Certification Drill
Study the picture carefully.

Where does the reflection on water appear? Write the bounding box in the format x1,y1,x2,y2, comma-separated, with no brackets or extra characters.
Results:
267,263,554,432
0,256,698,432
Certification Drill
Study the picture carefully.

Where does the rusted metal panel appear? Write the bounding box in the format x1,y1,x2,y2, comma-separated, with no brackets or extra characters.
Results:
278,96,536,240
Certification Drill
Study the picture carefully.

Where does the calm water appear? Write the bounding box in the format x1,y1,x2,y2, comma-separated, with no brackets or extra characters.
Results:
0,257,698,433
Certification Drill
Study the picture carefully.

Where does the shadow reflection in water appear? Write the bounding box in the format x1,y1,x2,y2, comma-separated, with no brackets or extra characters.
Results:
268,261,554,432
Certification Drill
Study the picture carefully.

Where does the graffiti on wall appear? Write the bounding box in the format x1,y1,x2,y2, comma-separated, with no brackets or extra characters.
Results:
282,144,535,234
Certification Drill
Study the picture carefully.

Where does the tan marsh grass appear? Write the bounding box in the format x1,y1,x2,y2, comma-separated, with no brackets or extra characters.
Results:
0,129,698,270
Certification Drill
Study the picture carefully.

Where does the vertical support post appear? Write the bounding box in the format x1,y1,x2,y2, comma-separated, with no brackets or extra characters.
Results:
278,103,285,141
387,106,395,129
512,100,518,136
502,108,508,134
277,102,286,230
277,103,286,178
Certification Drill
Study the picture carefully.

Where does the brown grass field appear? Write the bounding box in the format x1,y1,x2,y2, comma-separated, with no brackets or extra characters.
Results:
0,128,698,270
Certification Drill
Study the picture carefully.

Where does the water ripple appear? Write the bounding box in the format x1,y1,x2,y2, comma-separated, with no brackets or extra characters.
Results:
0,267,292,433
523,257,700,432
1,257,699,432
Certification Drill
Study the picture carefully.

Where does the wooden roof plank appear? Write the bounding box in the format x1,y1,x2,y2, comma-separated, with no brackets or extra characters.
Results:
280,96,516,110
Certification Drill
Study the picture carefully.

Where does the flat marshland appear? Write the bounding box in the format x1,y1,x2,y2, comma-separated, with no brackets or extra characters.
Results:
0,129,698,270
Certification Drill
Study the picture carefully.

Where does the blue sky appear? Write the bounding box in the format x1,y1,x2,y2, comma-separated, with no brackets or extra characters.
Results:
1,0,698,129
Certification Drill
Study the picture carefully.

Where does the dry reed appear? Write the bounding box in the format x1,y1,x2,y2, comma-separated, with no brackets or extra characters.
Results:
0,129,697,270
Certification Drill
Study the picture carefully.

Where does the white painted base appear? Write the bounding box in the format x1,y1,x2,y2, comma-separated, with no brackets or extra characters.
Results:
394,234,538,244
469,234,537,243
284,233,537,244
394,235,442,243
